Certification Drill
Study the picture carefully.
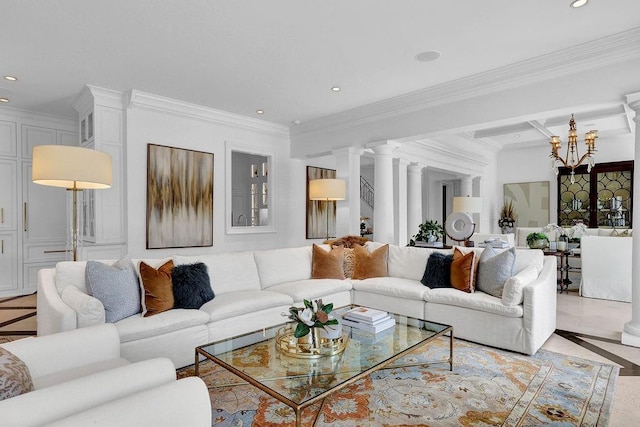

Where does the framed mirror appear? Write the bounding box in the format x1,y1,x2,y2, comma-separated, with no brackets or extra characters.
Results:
226,141,276,234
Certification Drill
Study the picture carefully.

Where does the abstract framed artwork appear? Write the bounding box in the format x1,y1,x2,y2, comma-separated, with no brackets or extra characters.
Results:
504,181,550,227
306,166,336,239
146,144,214,249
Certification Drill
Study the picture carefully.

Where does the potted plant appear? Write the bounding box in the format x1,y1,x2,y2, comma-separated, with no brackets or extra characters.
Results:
288,299,340,342
498,200,517,234
526,232,549,249
409,220,444,246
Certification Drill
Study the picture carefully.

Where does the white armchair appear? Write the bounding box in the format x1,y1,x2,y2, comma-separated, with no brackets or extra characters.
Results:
0,324,211,426
579,235,632,302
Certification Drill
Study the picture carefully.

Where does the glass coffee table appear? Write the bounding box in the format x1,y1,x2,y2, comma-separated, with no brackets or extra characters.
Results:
195,308,452,427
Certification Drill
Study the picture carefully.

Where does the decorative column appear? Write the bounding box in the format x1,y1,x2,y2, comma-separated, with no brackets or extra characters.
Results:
333,147,363,238
622,92,640,347
368,141,400,244
407,163,423,242
393,158,409,246
460,175,473,197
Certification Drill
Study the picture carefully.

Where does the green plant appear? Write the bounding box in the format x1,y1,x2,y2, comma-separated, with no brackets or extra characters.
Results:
410,220,444,245
526,232,548,246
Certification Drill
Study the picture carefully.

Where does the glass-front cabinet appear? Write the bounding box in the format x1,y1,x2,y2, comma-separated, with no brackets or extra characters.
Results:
557,161,633,229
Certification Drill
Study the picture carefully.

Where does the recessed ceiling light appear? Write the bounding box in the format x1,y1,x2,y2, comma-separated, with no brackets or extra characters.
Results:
3,76,17,81
570,0,588,8
291,120,301,125
0,98,9,103
331,86,341,92
514,134,521,139
415,51,441,63
256,109,264,114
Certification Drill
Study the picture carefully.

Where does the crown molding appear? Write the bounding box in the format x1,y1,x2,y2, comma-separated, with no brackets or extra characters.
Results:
127,90,289,137
292,27,640,137
0,105,76,128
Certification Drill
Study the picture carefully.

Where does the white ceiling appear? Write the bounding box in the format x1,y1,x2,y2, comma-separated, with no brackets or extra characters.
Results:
2,0,640,141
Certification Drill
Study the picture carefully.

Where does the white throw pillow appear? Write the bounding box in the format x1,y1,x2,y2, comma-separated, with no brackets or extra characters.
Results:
501,265,539,306
61,286,106,328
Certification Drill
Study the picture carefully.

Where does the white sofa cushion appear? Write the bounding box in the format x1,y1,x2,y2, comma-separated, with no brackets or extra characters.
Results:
54,261,90,294
351,277,427,300
35,358,130,390
199,290,293,322
253,246,313,289
115,309,209,343
423,288,523,318
515,249,544,274
267,279,352,303
60,286,105,328
174,251,261,294
502,265,539,306
387,245,433,281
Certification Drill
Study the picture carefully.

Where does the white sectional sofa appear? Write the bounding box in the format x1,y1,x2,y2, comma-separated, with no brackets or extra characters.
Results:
0,324,211,426
38,243,557,369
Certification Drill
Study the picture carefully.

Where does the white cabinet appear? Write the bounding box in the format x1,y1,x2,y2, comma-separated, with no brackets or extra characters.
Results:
0,232,18,292
0,160,16,231
73,86,127,251
0,110,76,297
21,125,57,158
0,120,17,157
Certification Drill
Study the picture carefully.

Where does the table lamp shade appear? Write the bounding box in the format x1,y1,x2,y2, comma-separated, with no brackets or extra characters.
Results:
453,196,482,213
32,145,112,189
309,179,346,201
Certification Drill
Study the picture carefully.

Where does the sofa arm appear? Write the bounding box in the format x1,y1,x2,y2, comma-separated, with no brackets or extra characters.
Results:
1,324,121,381
45,377,212,427
37,268,77,336
522,256,558,355
0,358,176,427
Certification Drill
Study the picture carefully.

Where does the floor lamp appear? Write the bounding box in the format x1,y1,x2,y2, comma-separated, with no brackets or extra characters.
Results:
32,145,112,261
309,178,346,241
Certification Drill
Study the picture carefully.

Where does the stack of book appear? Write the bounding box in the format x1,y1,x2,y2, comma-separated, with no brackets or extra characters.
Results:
341,307,396,333
480,238,509,248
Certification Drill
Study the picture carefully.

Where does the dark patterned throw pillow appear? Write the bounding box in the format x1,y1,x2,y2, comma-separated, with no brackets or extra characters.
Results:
171,263,215,309
421,252,453,288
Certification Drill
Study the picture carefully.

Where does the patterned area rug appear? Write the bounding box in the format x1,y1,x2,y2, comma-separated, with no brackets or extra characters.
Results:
178,337,618,426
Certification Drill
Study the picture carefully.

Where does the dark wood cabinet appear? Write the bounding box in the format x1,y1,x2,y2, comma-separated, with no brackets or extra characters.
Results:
557,160,633,228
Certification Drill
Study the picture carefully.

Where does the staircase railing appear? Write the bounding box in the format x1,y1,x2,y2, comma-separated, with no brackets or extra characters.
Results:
360,176,374,208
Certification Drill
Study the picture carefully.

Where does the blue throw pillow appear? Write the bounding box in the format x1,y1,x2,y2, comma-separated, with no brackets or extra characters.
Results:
171,263,215,309
86,256,141,323
421,252,453,288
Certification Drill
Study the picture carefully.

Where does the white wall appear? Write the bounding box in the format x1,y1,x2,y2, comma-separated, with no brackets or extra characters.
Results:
496,134,635,229
125,105,310,258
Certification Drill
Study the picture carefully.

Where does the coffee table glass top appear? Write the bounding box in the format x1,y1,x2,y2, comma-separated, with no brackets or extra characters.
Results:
196,309,452,407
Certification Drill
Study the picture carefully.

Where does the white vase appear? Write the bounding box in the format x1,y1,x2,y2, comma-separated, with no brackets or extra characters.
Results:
318,321,342,339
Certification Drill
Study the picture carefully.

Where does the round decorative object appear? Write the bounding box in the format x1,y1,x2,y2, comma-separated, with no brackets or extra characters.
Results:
275,325,348,359
445,211,475,241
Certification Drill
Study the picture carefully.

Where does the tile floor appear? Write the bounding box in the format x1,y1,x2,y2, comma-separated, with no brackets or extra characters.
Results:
1,291,638,425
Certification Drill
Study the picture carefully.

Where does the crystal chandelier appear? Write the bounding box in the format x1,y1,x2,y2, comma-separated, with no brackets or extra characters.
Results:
549,114,598,183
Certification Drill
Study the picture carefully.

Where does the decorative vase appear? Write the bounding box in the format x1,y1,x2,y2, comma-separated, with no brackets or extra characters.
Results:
498,218,515,235
296,327,322,354
529,239,548,249
318,320,342,339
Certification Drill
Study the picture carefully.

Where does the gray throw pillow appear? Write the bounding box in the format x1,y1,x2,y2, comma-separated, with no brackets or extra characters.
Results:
86,256,141,323
476,246,516,298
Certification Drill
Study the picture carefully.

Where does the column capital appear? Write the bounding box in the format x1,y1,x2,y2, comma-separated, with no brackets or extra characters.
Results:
366,140,401,154
407,163,424,174
393,158,410,166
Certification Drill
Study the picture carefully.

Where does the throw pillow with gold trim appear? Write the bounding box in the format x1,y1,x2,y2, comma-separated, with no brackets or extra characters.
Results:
140,260,175,317
311,244,345,279
352,244,389,280
0,347,34,401
451,247,476,293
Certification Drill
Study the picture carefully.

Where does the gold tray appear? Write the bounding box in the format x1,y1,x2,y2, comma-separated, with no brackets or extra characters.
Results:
275,325,348,359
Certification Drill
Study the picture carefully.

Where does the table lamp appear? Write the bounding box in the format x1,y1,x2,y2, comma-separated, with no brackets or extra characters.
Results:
309,178,346,241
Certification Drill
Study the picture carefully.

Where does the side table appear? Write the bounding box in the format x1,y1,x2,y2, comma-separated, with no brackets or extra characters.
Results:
543,249,581,293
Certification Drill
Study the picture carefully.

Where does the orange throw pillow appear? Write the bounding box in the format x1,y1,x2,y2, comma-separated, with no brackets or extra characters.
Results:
139,260,175,317
451,247,476,293
311,244,345,279
352,244,389,279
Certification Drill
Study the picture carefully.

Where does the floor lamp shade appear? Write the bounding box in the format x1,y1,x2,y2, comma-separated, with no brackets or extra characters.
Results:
308,179,346,201
452,196,482,213
32,145,112,262
32,145,112,189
